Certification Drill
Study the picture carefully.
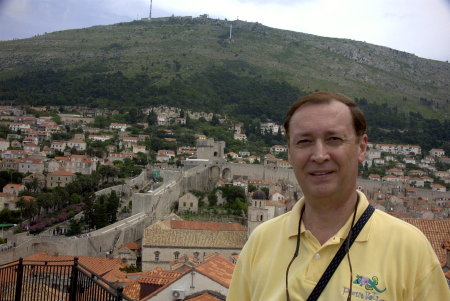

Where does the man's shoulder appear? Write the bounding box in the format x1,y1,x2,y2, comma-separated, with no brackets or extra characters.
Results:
371,208,428,239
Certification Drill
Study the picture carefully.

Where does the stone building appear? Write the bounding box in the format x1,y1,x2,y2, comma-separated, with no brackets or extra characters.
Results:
178,192,199,213
22,172,46,192
247,190,269,236
247,189,288,236
141,217,246,271
46,171,76,188
124,253,232,300
196,139,225,163
115,241,141,267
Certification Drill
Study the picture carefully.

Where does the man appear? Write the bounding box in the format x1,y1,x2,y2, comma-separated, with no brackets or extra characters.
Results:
227,92,449,300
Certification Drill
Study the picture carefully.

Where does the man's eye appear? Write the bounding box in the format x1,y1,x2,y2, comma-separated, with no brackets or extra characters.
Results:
296,140,311,146
327,137,344,144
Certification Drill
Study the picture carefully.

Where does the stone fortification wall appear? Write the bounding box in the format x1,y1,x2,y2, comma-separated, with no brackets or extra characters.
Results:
95,170,148,198
0,212,150,265
0,172,150,265
132,165,213,217
224,163,298,185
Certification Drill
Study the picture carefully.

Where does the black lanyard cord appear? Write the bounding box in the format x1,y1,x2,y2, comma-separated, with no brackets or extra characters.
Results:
307,203,375,301
285,196,375,301
286,205,305,301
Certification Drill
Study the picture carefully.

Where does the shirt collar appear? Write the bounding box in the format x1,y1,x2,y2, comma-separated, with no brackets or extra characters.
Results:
287,191,373,242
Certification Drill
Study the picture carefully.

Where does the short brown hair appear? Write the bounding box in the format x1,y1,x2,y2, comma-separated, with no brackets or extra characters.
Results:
283,91,366,142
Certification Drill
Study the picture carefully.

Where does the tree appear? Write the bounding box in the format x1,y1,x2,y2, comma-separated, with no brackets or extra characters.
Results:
218,186,246,203
92,195,108,229
36,193,53,217
211,114,220,126
106,191,120,224
134,152,148,166
0,208,20,224
125,107,144,124
98,164,119,184
147,109,157,125
51,187,70,211
17,197,39,221
24,177,40,193
15,197,27,219
66,218,82,236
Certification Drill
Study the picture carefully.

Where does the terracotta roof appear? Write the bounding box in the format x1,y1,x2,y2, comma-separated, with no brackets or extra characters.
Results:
123,267,183,300
24,252,127,277
71,154,88,158
403,219,450,267
123,282,142,300
3,184,23,190
102,268,127,283
170,220,245,231
54,156,70,161
186,291,226,301
138,268,183,285
119,241,141,250
143,220,247,249
69,139,85,143
194,254,235,288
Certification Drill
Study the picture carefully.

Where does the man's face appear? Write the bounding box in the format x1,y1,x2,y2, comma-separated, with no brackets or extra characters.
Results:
287,100,367,203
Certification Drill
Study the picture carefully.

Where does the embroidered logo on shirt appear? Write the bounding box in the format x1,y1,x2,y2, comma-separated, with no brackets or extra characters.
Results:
353,275,386,293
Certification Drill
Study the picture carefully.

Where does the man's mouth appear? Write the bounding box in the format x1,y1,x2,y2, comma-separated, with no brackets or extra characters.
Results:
310,171,333,176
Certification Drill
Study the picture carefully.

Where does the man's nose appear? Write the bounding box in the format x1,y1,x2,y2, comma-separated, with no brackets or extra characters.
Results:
311,140,330,163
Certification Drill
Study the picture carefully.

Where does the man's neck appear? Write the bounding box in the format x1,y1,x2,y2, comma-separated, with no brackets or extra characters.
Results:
302,193,358,245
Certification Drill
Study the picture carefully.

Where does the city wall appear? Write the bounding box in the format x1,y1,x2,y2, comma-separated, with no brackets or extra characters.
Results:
94,170,148,199
0,165,214,264
132,164,213,216
3,161,444,265
223,162,298,185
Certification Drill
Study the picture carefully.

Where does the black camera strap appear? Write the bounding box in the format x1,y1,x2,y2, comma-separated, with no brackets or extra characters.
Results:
307,204,375,301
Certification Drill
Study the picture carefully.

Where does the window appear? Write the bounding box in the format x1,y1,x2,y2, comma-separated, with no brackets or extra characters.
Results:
174,251,180,260
154,251,160,262
193,252,199,259
190,202,193,207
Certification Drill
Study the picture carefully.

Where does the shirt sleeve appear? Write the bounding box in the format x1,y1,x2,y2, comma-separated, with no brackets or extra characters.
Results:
412,262,450,300
409,231,450,300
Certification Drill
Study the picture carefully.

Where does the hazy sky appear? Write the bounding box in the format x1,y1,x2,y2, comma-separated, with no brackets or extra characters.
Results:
1,0,449,62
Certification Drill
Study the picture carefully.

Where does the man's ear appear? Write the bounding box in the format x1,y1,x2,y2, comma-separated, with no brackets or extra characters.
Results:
358,134,368,163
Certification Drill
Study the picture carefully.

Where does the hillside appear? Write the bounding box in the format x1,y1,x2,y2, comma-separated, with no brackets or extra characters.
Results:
0,16,449,121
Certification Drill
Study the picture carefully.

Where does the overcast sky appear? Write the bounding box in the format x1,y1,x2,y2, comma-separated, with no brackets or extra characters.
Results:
0,0,449,62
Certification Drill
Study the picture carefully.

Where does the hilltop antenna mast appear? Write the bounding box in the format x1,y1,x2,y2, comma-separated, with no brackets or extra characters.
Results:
149,0,153,19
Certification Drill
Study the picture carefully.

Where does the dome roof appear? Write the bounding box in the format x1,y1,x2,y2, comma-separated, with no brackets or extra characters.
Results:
252,190,267,200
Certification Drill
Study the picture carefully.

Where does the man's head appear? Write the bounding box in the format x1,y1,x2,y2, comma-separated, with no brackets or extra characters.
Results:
284,92,366,143
285,92,368,203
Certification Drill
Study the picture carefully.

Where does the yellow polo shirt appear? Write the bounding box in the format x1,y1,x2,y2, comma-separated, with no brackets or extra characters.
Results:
227,191,449,301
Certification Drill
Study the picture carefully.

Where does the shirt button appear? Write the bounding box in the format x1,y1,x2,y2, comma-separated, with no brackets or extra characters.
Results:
315,253,321,259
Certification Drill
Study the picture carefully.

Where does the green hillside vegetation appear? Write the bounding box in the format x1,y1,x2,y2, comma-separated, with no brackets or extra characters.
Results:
1,17,449,116
0,16,449,153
